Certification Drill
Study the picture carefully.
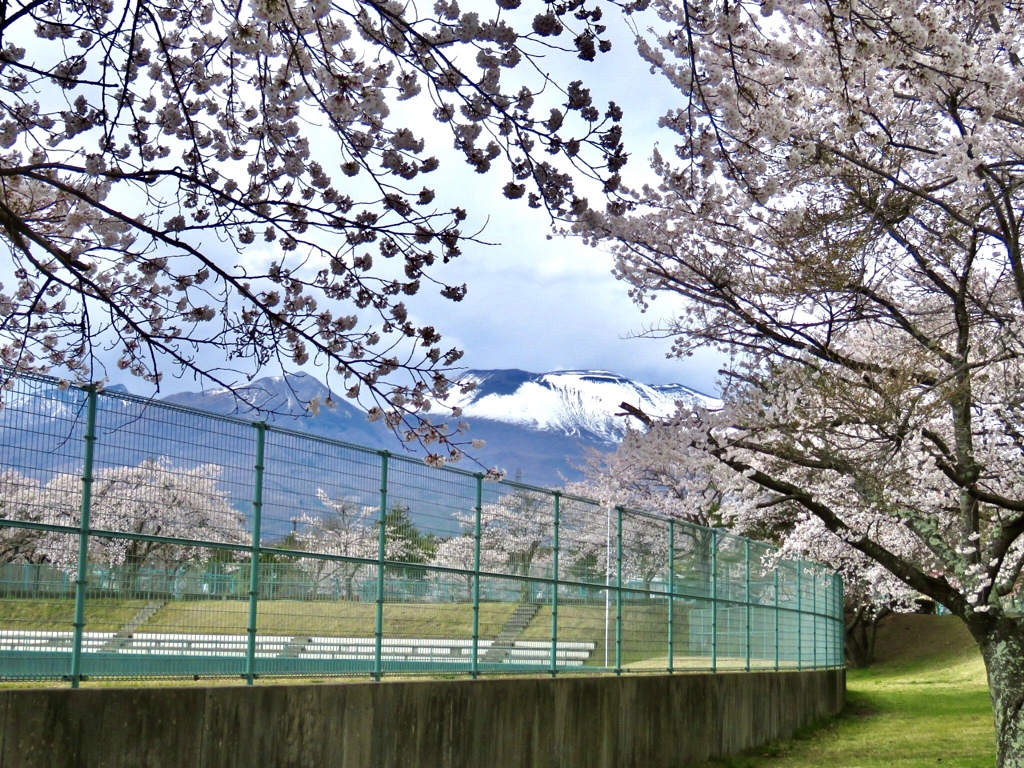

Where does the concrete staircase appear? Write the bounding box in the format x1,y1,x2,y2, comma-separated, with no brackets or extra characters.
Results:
101,600,166,652
281,636,311,658
482,604,540,663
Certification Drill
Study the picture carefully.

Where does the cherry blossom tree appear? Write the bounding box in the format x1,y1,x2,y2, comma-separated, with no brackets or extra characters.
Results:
293,489,379,598
576,0,1024,761
0,0,627,451
570,422,735,526
92,458,247,572
448,486,554,600
434,484,614,601
566,423,741,591
35,457,247,591
576,417,920,663
0,469,48,562
430,531,505,599
793,518,921,668
485,486,554,585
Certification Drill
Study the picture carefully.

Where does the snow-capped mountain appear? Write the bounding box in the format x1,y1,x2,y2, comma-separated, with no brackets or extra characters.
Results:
448,369,717,443
432,369,716,484
0,369,715,537
160,368,718,486
0,369,715,491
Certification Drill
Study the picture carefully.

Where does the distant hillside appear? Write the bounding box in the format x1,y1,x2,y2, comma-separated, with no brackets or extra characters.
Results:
163,374,389,450
162,368,718,487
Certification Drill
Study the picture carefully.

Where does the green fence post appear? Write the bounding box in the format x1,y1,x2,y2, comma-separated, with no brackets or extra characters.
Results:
70,384,98,689
745,538,751,672
837,575,843,665
796,562,803,671
374,450,389,682
774,564,780,671
550,491,560,678
823,577,831,667
245,421,266,686
711,529,718,672
812,565,818,669
837,574,845,666
668,520,675,675
615,506,623,676
471,473,482,679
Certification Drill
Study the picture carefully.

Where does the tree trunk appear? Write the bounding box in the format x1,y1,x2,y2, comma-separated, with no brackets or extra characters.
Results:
844,606,889,668
972,614,1024,767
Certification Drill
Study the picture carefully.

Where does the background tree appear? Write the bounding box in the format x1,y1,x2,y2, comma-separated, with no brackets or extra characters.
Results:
37,458,247,591
567,422,740,592
382,503,436,580
487,485,552,587
578,0,1024,762
430,532,506,600
447,485,552,600
444,483,603,601
0,0,627,454
19,456,247,593
579,414,920,664
294,489,378,598
571,424,728,527
0,469,47,563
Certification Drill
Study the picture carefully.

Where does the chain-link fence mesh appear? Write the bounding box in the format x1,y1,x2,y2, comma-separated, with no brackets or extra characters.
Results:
0,372,843,685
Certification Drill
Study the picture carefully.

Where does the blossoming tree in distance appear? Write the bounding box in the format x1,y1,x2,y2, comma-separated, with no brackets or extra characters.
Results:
0,0,626,457
576,0,1024,762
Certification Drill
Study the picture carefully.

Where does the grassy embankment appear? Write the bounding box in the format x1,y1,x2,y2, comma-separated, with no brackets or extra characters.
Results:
707,614,995,768
0,599,150,631
0,598,683,667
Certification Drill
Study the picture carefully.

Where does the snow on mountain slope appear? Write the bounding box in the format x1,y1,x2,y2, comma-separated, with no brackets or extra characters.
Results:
447,369,719,443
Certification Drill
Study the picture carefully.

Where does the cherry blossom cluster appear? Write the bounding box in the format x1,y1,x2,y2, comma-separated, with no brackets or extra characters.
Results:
0,459,247,569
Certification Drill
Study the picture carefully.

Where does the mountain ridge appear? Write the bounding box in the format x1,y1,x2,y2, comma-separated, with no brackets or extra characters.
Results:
0,368,716,536
449,368,716,443
159,368,717,486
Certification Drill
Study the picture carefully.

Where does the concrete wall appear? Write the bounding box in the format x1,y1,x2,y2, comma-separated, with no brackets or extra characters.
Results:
0,670,844,768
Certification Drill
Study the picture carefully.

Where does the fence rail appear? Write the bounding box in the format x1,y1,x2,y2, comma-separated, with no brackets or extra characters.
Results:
0,372,843,686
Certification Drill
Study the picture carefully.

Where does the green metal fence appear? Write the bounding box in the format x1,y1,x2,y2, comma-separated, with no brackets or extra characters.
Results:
0,372,844,686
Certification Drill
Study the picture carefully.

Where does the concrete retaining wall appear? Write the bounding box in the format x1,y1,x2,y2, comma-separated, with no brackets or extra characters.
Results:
0,670,844,768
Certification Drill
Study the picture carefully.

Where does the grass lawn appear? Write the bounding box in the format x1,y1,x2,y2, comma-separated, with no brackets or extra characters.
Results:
144,600,520,638
706,615,995,768
0,598,150,632
0,598,997,768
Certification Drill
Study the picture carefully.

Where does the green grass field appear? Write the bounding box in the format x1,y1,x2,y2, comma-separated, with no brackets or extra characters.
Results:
0,598,151,632
150,599,525,638
0,596,774,669
706,615,996,768
0,597,523,638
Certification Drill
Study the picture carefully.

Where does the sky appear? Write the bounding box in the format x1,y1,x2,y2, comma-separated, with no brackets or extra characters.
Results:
411,195,725,397
172,10,725,398
390,15,726,397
